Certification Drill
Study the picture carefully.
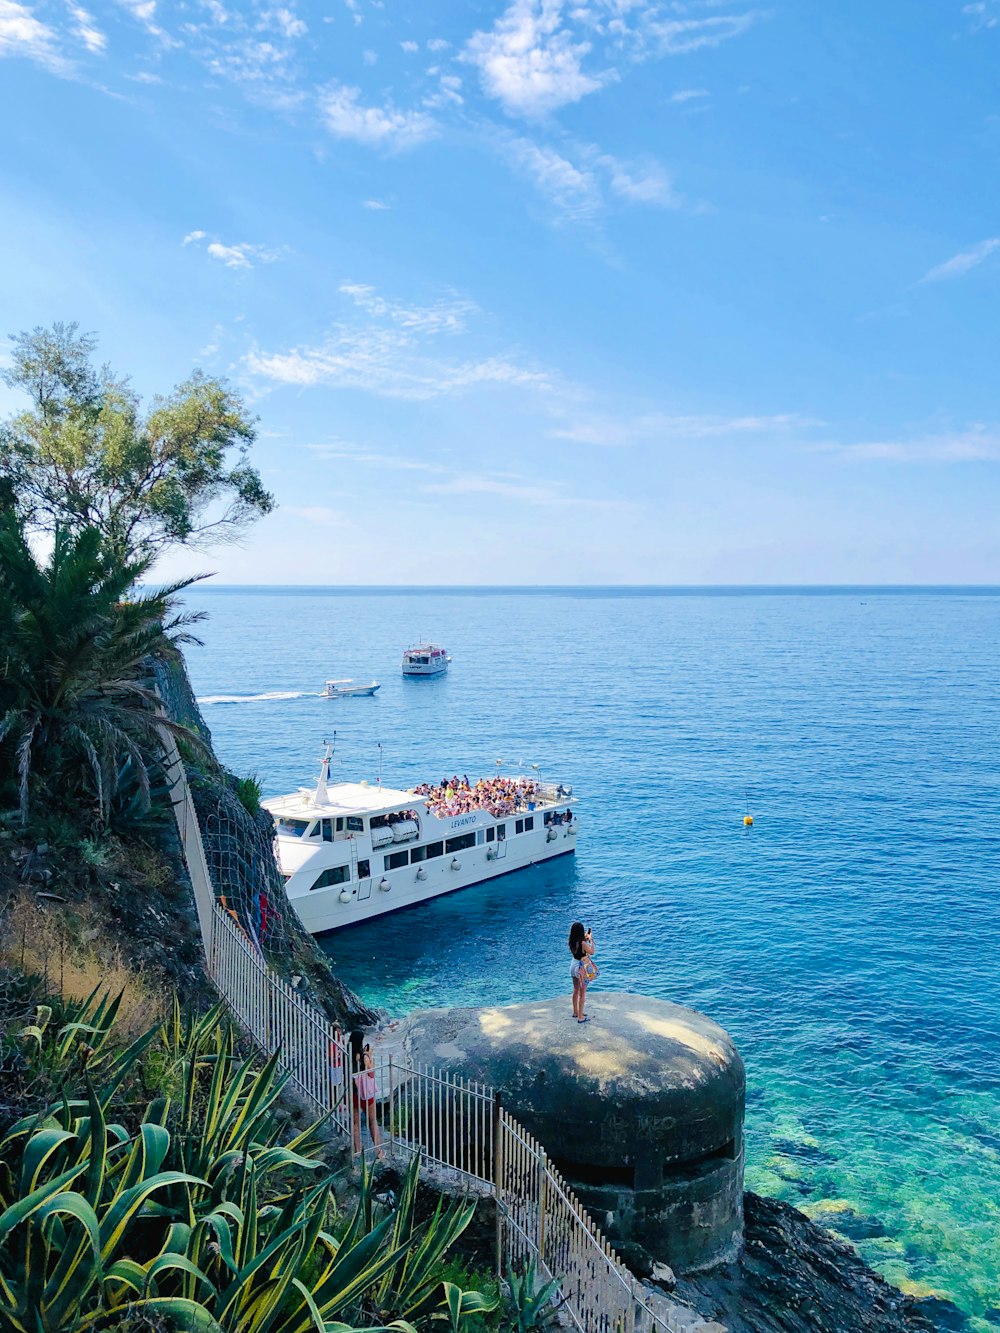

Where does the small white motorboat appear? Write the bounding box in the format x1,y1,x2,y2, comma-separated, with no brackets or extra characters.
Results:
321,679,381,698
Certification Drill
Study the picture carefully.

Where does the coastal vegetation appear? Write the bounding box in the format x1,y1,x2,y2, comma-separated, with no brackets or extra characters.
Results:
0,322,273,562
0,988,501,1333
0,322,508,1333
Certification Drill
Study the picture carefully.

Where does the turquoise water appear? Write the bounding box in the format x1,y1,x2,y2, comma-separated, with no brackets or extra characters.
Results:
183,587,1000,1325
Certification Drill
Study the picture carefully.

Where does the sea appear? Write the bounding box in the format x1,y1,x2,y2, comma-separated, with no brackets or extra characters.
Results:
181,586,1000,1328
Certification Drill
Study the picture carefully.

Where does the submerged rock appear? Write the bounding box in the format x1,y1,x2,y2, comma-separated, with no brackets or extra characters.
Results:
673,1193,937,1332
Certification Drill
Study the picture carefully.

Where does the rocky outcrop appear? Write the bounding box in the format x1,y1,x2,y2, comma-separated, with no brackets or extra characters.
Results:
671,1193,943,1333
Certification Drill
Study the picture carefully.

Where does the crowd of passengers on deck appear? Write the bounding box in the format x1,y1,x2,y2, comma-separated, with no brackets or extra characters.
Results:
413,774,545,819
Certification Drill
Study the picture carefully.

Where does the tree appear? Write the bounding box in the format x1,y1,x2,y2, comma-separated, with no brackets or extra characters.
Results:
0,507,205,825
0,321,274,561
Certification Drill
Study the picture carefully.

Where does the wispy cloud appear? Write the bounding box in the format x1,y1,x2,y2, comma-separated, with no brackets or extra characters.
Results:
183,230,283,269
963,1,999,30
67,3,106,53
500,134,677,221
319,81,436,147
502,136,603,220
0,0,71,74
920,237,1000,283
247,280,553,400
671,87,708,103
551,412,817,446
833,427,1000,462
422,472,627,509
339,281,474,333
362,197,391,209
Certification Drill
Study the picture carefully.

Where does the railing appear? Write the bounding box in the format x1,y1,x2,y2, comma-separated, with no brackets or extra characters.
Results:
168,751,695,1333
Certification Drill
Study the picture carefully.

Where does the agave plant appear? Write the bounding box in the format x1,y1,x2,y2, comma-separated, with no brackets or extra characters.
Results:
0,508,206,826
0,997,497,1333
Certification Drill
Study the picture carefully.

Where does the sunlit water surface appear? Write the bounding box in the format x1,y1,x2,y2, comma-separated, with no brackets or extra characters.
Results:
182,587,1000,1326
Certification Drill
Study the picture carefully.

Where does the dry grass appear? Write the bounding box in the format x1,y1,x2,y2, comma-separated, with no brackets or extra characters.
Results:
0,891,166,1041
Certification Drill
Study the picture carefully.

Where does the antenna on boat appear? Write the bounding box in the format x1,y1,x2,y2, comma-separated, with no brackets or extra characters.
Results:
315,734,334,805
377,742,383,788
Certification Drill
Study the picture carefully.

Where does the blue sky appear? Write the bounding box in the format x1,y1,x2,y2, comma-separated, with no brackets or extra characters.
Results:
1,0,999,583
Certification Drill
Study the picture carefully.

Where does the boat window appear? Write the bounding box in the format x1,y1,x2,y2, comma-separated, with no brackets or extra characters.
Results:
310,865,350,891
411,844,427,862
446,833,476,853
515,819,524,835
476,830,485,845
277,817,310,838
425,840,444,859
385,850,409,870
357,859,370,879
346,816,364,833
335,818,345,832
525,816,534,832
486,827,495,843
497,825,505,840
322,818,333,842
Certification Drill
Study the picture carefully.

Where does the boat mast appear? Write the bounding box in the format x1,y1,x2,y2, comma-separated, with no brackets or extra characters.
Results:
315,734,334,805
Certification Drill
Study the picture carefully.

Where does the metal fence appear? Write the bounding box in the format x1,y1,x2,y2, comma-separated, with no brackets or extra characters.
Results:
169,749,693,1333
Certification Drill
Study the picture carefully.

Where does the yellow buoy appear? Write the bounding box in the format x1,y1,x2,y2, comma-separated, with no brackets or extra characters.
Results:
743,814,753,827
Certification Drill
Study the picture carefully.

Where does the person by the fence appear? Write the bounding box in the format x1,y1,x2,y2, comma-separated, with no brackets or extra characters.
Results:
350,1028,384,1158
569,922,596,1023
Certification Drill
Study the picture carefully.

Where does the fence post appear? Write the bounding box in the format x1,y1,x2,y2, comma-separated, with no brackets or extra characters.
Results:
537,1146,548,1267
389,1055,395,1158
493,1091,503,1274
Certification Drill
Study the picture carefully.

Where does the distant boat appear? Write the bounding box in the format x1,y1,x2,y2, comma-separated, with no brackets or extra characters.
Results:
402,644,451,677
321,679,380,698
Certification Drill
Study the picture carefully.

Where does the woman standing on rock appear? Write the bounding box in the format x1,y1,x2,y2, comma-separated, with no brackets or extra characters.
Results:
569,921,596,1023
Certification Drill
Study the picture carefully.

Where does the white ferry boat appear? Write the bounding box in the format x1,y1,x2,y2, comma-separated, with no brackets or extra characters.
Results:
321,679,380,698
263,747,578,934
402,644,450,676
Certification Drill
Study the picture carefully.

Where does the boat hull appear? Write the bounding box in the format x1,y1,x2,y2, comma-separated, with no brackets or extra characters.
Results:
286,821,577,934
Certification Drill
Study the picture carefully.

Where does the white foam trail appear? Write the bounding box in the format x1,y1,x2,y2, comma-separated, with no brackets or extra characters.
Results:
197,690,315,705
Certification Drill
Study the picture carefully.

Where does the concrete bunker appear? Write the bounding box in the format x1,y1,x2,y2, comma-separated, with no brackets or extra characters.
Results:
395,991,745,1273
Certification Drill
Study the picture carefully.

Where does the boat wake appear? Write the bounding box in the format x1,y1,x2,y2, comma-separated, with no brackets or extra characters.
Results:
197,690,316,706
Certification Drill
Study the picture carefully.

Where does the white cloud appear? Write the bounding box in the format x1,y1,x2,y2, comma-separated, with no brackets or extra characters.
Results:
500,135,676,220
68,3,106,53
319,82,436,148
503,136,602,220
183,230,282,268
116,0,173,45
424,71,463,108
671,87,708,103
400,38,418,51
339,281,474,333
0,0,69,73
247,281,553,400
834,427,1000,462
284,505,349,525
551,411,817,445
362,197,391,209
465,0,609,116
921,237,1000,283
426,36,449,51
963,1,999,30
422,473,625,509
464,1,756,116
266,6,306,38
